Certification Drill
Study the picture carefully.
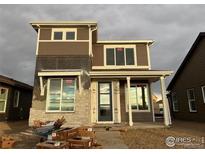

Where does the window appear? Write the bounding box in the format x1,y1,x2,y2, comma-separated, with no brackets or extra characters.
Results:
47,78,76,112
202,86,205,103
172,92,179,112
66,32,75,40
52,29,77,40
53,32,63,40
0,87,8,112
125,84,149,111
105,45,136,66
13,90,20,108
187,89,197,112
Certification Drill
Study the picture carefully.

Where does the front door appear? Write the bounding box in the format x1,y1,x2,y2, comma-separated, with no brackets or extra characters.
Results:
98,82,113,121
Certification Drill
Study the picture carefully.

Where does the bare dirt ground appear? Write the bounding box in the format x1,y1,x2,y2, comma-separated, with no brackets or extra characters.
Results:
0,121,41,149
121,120,205,149
0,120,205,149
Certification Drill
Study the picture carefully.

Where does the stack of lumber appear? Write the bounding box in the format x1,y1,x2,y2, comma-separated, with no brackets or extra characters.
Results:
36,126,97,149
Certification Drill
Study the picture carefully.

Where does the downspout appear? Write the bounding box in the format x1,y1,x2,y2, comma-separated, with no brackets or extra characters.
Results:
89,25,97,57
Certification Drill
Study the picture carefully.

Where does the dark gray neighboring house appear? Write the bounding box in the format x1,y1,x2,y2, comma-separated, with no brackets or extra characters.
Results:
0,75,33,121
167,32,205,122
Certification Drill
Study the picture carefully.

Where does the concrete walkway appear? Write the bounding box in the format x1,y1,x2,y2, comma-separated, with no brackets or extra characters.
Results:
94,128,128,149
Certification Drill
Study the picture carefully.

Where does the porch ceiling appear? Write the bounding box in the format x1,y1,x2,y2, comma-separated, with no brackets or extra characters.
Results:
89,70,173,82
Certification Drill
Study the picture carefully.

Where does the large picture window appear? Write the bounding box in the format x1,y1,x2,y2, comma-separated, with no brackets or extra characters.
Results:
105,46,135,66
47,78,76,112
126,84,149,111
172,92,179,112
187,88,197,112
0,87,8,112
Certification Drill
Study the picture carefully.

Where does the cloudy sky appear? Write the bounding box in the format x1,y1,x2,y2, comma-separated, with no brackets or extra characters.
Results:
0,4,204,94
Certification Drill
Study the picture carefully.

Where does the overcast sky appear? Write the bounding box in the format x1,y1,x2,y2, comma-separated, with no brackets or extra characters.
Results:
0,4,204,95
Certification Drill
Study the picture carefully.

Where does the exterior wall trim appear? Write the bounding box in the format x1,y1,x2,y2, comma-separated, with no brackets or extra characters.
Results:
92,66,150,70
38,71,82,76
36,28,40,55
146,43,151,70
90,70,173,76
39,40,89,43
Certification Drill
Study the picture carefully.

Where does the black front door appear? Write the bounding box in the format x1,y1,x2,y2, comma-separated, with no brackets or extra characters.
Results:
98,82,113,121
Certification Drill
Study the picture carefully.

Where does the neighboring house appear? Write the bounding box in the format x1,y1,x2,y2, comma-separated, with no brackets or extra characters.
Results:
29,21,172,127
167,32,205,122
0,75,33,121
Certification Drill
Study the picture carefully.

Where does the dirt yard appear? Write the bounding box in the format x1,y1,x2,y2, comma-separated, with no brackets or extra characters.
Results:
0,120,205,149
0,121,41,148
121,120,205,149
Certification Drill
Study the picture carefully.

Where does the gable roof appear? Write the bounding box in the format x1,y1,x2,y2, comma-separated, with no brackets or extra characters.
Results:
167,32,205,90
0,75,33,90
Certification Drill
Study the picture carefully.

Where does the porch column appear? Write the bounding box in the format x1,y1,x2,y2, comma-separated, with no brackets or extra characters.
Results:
160,76,171,126
127,76,133,126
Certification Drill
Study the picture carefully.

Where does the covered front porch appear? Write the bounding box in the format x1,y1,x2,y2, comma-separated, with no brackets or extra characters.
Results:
90,70,173,126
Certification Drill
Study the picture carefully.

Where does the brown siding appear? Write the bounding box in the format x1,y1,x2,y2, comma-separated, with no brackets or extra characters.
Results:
39,29,52,40
170,38,205,122
77,28,89,40
38,42,89,55
92,44,104,66
136,44,148,66
120,80,153,122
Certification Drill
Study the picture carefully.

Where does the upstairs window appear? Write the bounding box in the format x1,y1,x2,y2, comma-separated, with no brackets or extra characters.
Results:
53,32,63,40
187,88,197,112
105,45,135,66
52,28,77,40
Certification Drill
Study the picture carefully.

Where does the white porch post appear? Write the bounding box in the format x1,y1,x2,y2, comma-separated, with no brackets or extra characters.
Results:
127,76,133,126
160,76,171,126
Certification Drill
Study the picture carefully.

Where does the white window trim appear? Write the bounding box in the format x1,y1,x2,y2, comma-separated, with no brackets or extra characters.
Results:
13,90,20,108
51,28,77,41
201,86,205,104
46,78,76,113
0,87,8,113
171,92,179,112
125,83,151,112
187,88,197,112
104,45,137,68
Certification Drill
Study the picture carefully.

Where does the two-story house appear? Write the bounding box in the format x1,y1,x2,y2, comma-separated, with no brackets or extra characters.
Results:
29,21,172,127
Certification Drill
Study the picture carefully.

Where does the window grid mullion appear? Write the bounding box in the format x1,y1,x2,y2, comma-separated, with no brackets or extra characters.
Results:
136,85,139,110
124,48,127,65
60,78,63,111
114,48,116,66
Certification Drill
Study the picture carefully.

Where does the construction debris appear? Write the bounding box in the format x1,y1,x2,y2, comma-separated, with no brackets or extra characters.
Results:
0,136,15,149
33,116,66,137
34,124,97,148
